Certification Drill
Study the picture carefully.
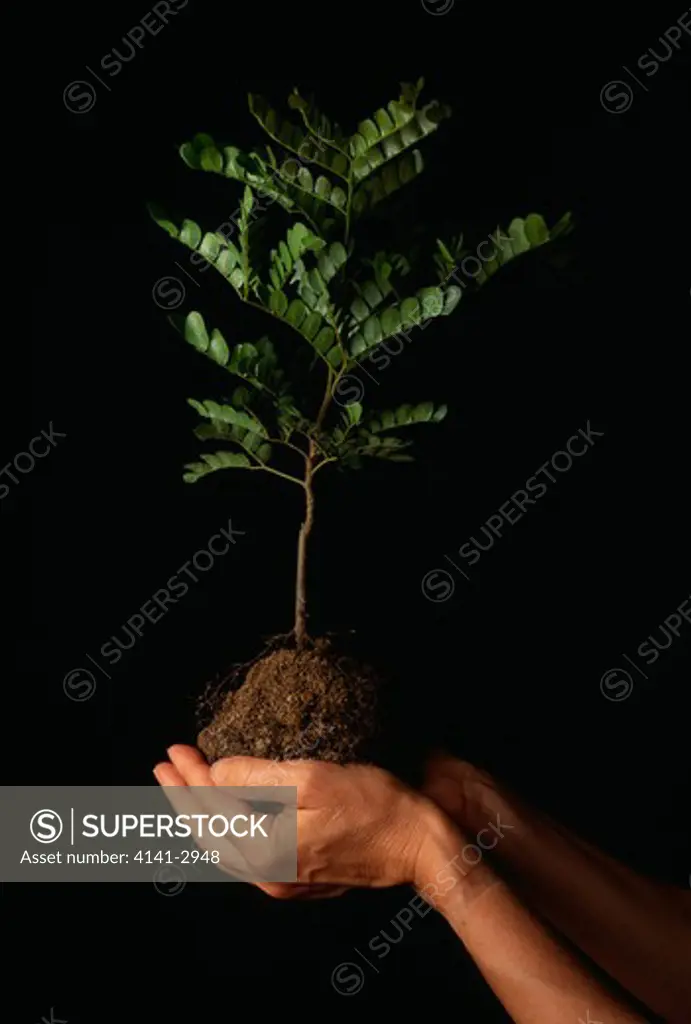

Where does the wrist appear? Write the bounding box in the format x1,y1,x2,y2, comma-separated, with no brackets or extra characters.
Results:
412,801,501,916
412,801,469,888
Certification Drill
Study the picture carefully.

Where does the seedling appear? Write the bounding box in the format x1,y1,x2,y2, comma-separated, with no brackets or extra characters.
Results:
149,79,571,765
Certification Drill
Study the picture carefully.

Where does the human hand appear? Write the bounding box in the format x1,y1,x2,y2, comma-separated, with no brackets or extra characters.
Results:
154,745,345,899
421,752,500,831
154,745,446,898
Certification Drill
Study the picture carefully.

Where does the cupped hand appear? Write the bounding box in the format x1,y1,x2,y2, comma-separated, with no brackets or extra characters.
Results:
154,745,439,898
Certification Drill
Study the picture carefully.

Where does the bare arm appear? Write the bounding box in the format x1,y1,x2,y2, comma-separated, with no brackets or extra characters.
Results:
417,814,645,1024
424,756,691,1023
158,747,648,1022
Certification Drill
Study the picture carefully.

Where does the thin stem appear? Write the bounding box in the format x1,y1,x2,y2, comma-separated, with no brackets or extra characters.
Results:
345,169,354,247
294,457,314,647
244,297,335,371
293,363,337,646
294,108,350,159
248,109,349,181
315,365,335,429
312,456,338,475
246,451,305,487
267,437,309,461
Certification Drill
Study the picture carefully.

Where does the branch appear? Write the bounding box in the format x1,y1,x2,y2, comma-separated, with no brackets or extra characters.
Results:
243,296,336,372
248,102,349,182
267,437,309,461
246,449,305,487
293,105,350,160
312,456,338,476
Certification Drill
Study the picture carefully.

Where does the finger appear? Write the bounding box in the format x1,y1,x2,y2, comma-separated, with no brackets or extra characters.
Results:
255,883,313,899
255,883,349,901
423,750,458,777
164,746,234,824
154,754,264,882
162,752,289,882
153,762,185,787
156,781,258,882
165,745,250,828
210,756,282,787
210,756,326,808
296,884,350,900
167,745,213,786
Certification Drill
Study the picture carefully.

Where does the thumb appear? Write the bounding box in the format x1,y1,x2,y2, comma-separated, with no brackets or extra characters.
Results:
210,756,277,786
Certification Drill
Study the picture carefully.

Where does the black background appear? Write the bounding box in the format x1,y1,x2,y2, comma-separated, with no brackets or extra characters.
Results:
8,1,690,1019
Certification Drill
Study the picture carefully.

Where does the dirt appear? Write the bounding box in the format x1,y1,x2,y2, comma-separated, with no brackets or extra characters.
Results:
197,637,422,780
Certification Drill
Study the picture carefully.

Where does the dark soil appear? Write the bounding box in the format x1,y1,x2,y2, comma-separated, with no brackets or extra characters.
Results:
197,637,424,781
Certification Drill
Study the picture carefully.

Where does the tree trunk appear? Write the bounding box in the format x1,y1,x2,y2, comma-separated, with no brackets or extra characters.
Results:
294,450,315,647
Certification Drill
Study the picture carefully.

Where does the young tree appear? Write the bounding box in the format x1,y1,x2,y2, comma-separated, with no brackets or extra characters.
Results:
149,79,571,647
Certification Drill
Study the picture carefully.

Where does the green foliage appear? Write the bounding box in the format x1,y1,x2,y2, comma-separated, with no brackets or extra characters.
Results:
149,79,572,486
324,402,449,469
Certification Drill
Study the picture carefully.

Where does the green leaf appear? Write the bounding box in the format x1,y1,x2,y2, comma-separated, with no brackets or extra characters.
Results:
200,146,223,173
208,329,230,366
412,401,434,422
269,222,326,296
473,212,573,287
184,311,209,352
188,398,268,437
273,159,347,224
349,92,450,194
400,297,421,328
346,402,362,426
199,232,222,262
352,150,425,214
363,316,383,348
285,299,307,328
362,402,446,437
180,220,202,249
326,346,343,369
350,297,371,324
183,450,252,483
153,212,247,295
524,213,549,246
301,311,322,340
508,218,530,255
317,242,348,284
248,94,349,180
179,143,200,169
417,287,444,318
269,289,289,316
442,286,462,315
279,240,292,273
380,306,402,336
287,222,310,259
232,386,252,406
147,203,179,238
313,326,335,353
241,185,254,220
229,342,259,374
346,279,459,358
549,211,573,240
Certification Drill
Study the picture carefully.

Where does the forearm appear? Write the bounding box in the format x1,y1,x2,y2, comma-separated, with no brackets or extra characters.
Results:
416,814,644,1024
459,765,691,1021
